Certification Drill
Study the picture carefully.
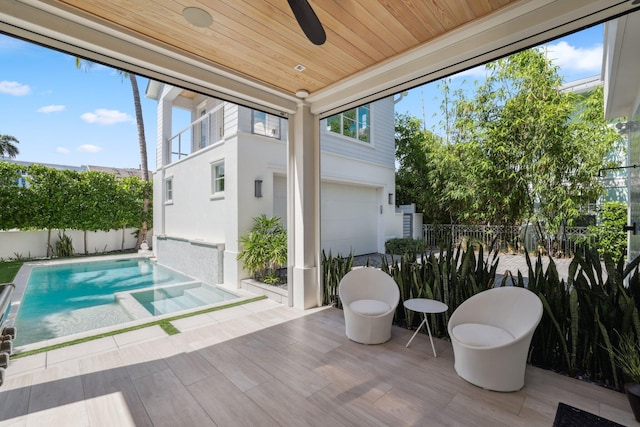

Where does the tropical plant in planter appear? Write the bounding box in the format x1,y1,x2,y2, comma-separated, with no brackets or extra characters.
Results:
237,214,287,285
610,333,640,422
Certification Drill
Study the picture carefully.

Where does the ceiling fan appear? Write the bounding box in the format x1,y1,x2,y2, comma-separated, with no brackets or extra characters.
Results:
287,0,326,45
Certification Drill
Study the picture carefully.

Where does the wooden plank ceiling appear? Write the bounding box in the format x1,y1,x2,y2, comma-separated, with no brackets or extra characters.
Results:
51,0,516,97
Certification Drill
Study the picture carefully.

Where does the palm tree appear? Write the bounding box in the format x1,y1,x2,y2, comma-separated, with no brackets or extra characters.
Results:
0,134,20,158
76,59,149,247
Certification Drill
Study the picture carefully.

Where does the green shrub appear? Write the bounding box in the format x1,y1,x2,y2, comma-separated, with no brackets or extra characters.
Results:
55,231,74,257
237,215,287,284
385,238,425,256
578,201,627,260
511,248,640,391
321,251,354,308
610,332,640,384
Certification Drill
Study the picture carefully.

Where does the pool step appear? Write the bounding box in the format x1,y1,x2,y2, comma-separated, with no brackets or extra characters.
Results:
183,286,226,304
150,295,196,315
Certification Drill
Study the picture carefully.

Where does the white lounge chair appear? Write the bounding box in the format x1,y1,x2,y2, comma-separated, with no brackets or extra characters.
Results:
448,286,543,392
338,267,400,345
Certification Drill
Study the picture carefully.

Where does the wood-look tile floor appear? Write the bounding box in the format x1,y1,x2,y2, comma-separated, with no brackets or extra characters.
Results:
0,300,636,426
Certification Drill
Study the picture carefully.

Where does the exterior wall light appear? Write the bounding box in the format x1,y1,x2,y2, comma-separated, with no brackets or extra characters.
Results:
388,193,393,205
254,179,263,198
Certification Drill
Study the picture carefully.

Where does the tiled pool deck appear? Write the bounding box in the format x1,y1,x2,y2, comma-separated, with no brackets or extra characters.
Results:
1,254,633,426
1,296,636,426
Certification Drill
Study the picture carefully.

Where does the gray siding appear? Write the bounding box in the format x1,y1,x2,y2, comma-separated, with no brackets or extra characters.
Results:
226,104,241,136
238,105,287,141
320,97,395,168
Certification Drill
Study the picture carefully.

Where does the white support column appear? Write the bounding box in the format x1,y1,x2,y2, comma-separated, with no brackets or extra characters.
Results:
223,131,242,288
287,102,321,309
153,95,173,255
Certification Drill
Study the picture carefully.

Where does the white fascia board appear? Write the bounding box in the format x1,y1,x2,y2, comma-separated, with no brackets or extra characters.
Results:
0,0,299,116
308,0,637,117
603,18,623,119
559,76,603,94
145,80,163,101
604,13,640,119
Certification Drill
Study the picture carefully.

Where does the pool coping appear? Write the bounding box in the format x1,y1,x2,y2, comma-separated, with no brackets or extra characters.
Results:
11,294,269,359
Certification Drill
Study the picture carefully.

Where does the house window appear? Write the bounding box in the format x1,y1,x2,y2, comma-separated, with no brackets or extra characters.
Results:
165,177,173,202
326,104,370,143
212,162,225,194
252,110,281,139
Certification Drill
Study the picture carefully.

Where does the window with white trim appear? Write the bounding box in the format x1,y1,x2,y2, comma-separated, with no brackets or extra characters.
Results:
252,110,281,139
326,104,370,143
212,162,225,194
165,177,173,202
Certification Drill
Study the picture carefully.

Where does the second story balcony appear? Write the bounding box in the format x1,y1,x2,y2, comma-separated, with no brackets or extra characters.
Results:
168,104,225,164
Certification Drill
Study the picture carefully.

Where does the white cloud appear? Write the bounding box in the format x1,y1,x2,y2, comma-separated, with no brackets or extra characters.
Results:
77,144,103,153
0,80,30,96
455,64,488,80
56,147,70,154
449,41,602,82
544,41,603,75
38,104,65,113
80,108,132,125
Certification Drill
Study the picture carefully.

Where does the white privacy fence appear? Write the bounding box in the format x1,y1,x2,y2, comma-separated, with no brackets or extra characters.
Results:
422,224,590,256
0,228,147,261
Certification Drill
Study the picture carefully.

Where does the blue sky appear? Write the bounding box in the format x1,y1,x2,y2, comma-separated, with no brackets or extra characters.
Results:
0,24,603,170
0,35,158,169
395,24,604,136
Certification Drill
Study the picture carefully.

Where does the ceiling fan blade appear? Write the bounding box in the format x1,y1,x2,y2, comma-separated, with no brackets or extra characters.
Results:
287,0,326,45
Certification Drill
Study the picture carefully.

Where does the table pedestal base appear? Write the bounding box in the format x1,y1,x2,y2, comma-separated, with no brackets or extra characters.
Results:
405,314,438,357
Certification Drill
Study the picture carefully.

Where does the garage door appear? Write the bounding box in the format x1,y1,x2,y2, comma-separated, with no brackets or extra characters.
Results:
321,182,378,256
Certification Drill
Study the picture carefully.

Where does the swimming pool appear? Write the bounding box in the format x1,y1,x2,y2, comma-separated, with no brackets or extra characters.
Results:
13,257,237,346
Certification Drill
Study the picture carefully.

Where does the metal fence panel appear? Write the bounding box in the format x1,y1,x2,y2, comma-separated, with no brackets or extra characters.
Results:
422,224,588,256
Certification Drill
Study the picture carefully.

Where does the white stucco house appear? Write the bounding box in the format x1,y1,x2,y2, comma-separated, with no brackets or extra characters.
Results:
146,82,404,289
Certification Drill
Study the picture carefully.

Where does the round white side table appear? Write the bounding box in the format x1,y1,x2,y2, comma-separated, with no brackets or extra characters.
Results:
403,298,448,357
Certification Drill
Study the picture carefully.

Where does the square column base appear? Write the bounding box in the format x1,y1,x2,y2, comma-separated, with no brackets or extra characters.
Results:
292,266,318,309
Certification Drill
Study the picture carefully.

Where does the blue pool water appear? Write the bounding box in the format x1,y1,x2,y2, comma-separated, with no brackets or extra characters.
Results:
14,258,237,346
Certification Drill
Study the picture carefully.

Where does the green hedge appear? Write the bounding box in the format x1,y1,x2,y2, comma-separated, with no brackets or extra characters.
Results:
384,238,425,256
